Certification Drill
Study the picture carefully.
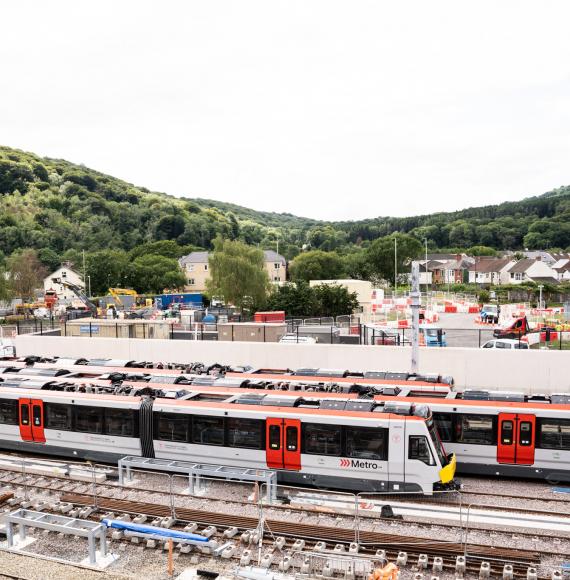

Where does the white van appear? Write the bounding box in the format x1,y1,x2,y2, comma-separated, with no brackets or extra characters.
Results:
481,339,529,350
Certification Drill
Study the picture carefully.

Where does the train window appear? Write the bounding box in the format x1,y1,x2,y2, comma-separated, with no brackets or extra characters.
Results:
45,404,72,430
303,423,341,456
32,405,41,427
269,425,281,450
500,421,513,445
20,404,30,426
286,426,298,452
105,408,136,437
227,418,264,449
157,413,189,442
408,436,435,466
345,427,387,460
74,406,103,434
519,421,532,446
0,400,18,425
433,413,453,442
192,416,224,446
456,414,495,445
538,419,570,450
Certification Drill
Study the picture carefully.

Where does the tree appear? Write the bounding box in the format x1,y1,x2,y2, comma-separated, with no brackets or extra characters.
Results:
37,248,61,271
266,282,319,317
128,254,186,294
289,251,344,283
129,240,193,261
468,245,497,257
365,234,423,285
312,283,359,317
7,249,47,300
0,267,12,302
207,237,270,310
86,249,130,296
155,214,186,240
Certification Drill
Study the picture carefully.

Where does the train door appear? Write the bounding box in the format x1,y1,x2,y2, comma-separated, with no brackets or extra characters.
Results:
497,413,535,465
266,418,301,470
18,399,46,443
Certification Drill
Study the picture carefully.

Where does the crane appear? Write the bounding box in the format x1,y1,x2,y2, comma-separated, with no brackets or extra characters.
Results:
108,288,138,307
52,278,97,316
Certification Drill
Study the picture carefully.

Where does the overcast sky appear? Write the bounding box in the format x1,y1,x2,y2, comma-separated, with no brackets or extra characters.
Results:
1,1,569,221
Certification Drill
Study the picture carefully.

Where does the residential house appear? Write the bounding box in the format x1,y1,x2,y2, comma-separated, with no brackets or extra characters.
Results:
521,251,558,266
467,257,514,285
506,259,559,285
423,254,473,285
552,258,570,282
43,263,84,301
179,250,287,292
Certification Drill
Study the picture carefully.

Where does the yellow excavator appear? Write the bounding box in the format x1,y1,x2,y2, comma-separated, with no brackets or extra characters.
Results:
108,288,138,307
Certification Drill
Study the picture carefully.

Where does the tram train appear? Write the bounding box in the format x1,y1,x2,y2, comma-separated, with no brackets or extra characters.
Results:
3,356,570,483
0,381,455,494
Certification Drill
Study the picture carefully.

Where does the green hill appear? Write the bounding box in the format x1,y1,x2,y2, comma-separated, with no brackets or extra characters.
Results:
1,145,569,263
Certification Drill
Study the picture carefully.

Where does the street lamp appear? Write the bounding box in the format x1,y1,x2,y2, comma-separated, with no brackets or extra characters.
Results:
538,284,544,310
394,236,398,297
88,276,91,298
424,238,428,301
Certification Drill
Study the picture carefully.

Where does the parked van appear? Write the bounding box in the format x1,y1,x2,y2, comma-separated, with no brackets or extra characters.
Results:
481,339,529,350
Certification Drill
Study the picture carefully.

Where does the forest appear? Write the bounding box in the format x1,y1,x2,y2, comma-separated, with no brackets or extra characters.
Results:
1,145,569,295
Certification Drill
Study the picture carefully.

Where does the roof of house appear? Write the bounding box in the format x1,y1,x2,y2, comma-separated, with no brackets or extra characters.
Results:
522,250,555,263
467,258,512,273
528,276,559,284
179,249,286,266
553,261,570,273
507,258,538,274
427,259,463,271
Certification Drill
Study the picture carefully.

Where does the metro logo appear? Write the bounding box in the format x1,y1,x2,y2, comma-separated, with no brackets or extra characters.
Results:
339,458,379,470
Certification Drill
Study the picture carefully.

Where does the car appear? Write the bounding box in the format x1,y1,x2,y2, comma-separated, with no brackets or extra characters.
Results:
481,339,529,350
480,304,499,324
279,334,317,344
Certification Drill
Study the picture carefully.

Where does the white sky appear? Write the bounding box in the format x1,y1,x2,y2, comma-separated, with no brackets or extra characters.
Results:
1,1,569,221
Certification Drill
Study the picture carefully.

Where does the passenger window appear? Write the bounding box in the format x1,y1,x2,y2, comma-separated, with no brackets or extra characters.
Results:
32,405,42,427
496,342,507,349
539,419,570,450
269,425,281,450
45,404,72,430
303,423,341,456
157,413,188,442
519,422,532,446
456,414,495,445
501,420,513,445
20,404,30,426
192,416,224,446
105,408,135,437
408,436,435,466
227,418,264,449
0,400,19,425
345,427,387,460
74,406,103,434
286,426,298,452
482,342,494,348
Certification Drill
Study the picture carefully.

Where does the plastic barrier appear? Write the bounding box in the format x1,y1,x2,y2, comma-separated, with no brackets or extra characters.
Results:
444,305,457,313
102,519,209,542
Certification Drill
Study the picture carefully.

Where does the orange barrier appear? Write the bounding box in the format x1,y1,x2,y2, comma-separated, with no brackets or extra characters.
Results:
444,305,457,313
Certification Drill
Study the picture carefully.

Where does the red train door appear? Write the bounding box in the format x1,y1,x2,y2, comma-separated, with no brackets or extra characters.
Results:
266,418,301,470
497,413,535,465
18,399,45,443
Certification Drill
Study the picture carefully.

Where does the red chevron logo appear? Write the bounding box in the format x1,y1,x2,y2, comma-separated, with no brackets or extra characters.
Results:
339,458,351,468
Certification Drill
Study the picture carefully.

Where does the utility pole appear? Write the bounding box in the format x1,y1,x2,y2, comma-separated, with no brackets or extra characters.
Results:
410,261,420,374
394,236,398,297
82,249,86,290
424,238,428,301
538,284,544,310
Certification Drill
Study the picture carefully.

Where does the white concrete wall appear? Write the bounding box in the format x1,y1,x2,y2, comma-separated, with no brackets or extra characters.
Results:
14,334,570,394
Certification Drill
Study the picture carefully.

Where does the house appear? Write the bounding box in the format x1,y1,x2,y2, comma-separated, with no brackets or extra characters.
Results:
423,254,473,285
521,251,557,266
552,258,570,282
506,259,559,285
179,250,287,292
43,263,84,301
467,258,514,285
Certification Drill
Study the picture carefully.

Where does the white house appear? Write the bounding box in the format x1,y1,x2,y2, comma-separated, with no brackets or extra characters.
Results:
43,264,84,301
467,258,514,285
552,258,570,282
506,259,559,285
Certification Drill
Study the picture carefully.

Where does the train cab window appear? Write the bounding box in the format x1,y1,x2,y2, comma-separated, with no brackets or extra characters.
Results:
433,413,453,442
0,400,18,425
105,408,135,437
538,419,570,450
45,403,72,430
74,406,103,434
345,427,387,460
519,421,532,446
227,418,263,449
456,414,495,445
500,420,513,445
286,426,298,452
303,423,341,456
157,412,189,442
269,425,281,450
192,416,224,446
408,436,435,466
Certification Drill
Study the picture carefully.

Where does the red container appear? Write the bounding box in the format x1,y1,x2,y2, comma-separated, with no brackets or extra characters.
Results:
253,311,286,323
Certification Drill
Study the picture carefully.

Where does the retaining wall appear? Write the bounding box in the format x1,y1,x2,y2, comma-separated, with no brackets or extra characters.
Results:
14,334,570,394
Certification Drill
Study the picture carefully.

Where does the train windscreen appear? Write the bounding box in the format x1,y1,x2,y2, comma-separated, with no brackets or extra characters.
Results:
427,418,448,466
